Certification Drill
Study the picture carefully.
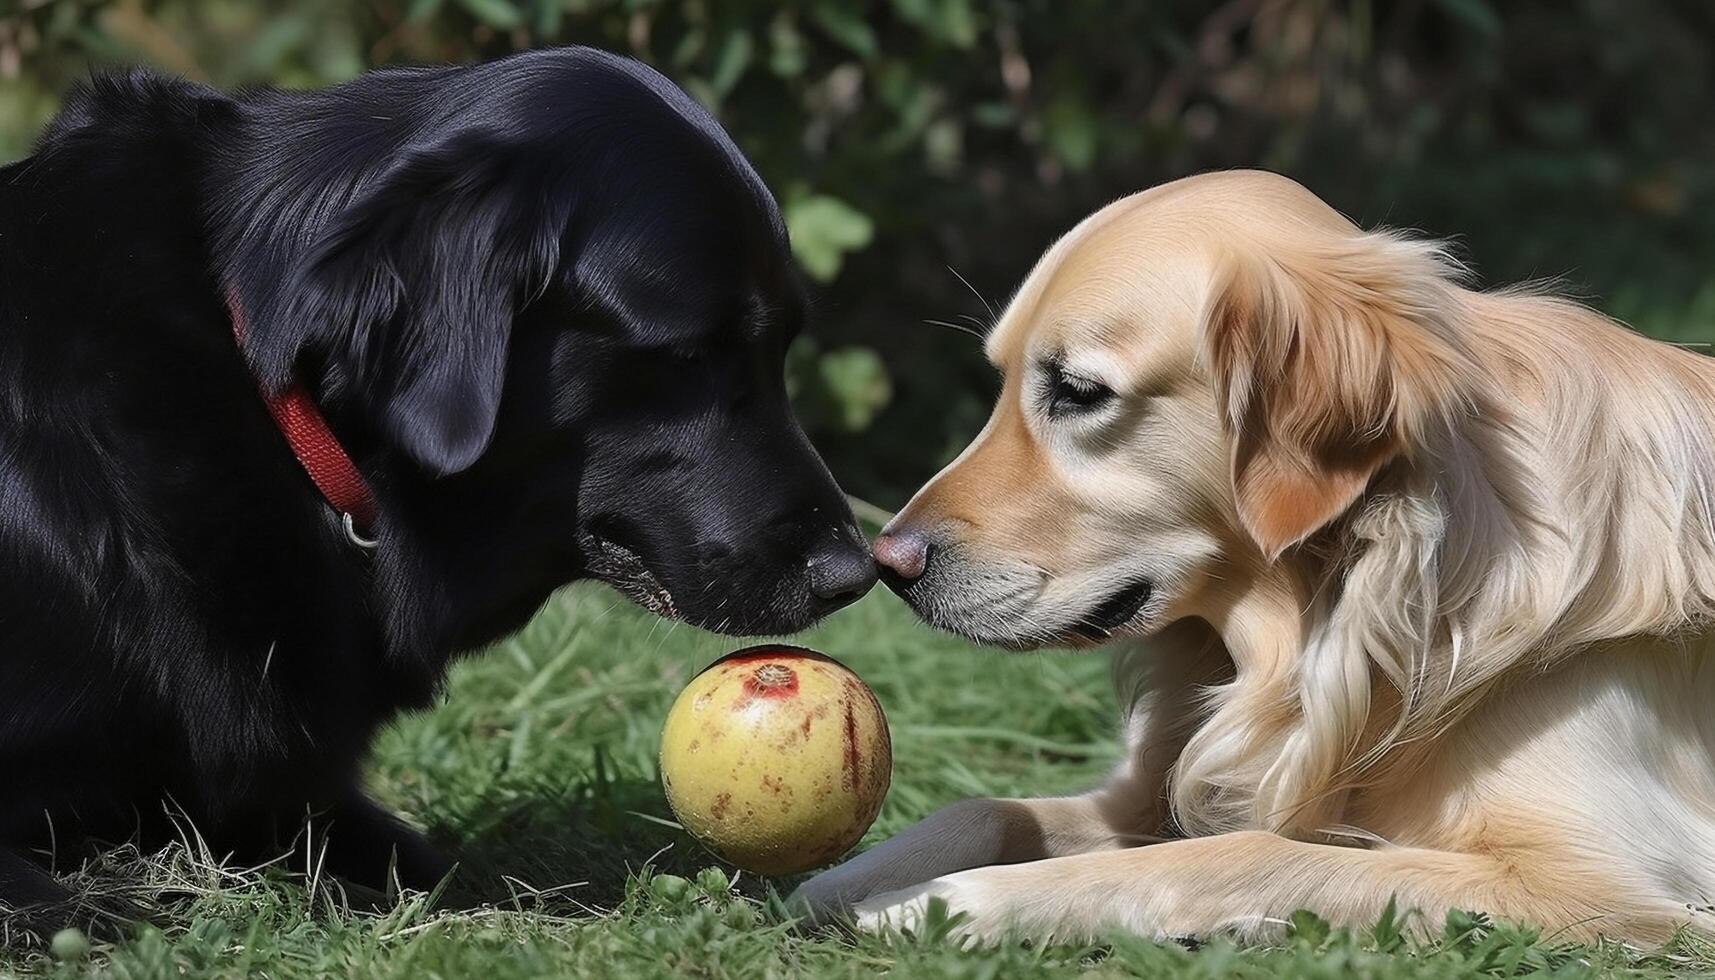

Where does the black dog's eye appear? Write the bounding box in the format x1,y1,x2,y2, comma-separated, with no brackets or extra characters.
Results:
1043,365,1115,416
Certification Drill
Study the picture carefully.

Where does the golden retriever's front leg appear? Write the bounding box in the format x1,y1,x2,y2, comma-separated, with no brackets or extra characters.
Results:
792,794,1131,921
796,625,1228,920
852,831,1615,944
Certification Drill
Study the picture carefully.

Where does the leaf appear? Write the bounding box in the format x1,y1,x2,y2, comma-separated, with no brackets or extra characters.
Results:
407,0,447,22
768,14,807,78
935,0,978,48
1441,907,1492,947
671,27,707,69
1367,894,1404,953
784,336,820,401
1043,98,1099,171
923,117,962,173
456,0,524,31
873,64,939,154
1434,0,1503,37
784,194,874,282
694,866,730,895
310,27,367,84
817,347,892,432
239,15,313,78
810,2,878,58
1287,908,1331,947
648,873,692,905
890,0,977,49
970,101,1016,128
533,0,564,39
891,0,932,26
709,28,755,96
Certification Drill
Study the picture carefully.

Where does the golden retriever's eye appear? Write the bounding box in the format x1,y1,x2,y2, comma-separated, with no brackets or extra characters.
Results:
1044,365,1115,416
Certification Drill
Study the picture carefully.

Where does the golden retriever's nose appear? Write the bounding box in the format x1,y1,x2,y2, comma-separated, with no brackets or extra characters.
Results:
873,530,929,580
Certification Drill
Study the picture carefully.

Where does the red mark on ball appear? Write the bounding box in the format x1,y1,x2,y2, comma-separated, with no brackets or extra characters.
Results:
742,663,799,699
841,695,861,792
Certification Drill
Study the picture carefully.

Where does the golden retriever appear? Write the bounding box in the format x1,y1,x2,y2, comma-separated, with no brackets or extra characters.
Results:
794,170,1715,945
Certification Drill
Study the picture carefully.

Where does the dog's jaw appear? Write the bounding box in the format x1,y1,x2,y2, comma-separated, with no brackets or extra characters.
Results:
883,552,1166,651
578,532,680,619
1067,579,1156,644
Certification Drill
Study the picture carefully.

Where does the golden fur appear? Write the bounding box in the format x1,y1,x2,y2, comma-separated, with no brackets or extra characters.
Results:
795,170,1715,945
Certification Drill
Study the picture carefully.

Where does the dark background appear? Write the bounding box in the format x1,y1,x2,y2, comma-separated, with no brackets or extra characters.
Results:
5,0,1712,506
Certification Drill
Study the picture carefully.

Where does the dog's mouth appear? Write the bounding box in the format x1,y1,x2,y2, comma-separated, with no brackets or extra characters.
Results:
886,558,1157,650
578,531,680,619
1067,580,1154,643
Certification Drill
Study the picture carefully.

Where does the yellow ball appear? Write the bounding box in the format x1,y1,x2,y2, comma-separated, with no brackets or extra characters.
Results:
659,646,891,875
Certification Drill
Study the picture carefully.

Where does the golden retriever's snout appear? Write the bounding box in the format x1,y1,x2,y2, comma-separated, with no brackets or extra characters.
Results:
872,529,929,581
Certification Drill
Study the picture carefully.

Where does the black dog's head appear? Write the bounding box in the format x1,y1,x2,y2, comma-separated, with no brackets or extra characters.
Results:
213,48,873,646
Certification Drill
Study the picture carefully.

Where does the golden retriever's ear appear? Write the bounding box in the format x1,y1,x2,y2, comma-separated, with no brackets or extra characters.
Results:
1202,232,1475,559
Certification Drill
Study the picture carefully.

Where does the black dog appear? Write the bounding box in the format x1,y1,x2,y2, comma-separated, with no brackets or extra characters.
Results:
0,47,874,916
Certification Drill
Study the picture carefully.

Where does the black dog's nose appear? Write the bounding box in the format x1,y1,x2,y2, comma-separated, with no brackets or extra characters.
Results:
806,539,878,609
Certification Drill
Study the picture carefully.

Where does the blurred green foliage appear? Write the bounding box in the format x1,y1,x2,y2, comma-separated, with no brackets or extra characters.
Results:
3,0,1713,502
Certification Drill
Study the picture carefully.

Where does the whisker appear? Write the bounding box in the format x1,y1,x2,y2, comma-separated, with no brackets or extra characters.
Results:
948,264,997,321
924,318,986,340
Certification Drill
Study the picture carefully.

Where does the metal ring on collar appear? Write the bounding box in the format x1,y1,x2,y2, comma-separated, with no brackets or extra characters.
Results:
343,512,380,551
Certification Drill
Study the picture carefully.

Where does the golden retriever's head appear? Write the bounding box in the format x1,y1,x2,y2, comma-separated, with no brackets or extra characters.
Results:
877,171,1477,649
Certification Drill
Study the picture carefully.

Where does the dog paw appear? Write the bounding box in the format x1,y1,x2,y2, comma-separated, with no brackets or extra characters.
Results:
850,874,998,942
785,880,844,927
789,858,933,927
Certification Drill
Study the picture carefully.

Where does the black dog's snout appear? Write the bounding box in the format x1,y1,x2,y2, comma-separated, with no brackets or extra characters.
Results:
805,536,878,610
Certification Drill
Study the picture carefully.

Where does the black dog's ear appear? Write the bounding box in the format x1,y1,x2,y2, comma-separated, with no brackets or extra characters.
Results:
241,135,563,476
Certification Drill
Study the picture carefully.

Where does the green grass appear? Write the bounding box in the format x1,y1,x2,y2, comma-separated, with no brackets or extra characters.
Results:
4,584,1713,978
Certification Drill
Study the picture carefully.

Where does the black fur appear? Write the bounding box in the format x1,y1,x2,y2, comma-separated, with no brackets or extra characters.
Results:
0,47,874,916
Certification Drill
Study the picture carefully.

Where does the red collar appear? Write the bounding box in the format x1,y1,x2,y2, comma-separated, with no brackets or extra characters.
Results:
226,287,379,544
